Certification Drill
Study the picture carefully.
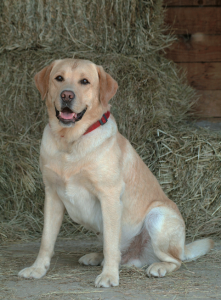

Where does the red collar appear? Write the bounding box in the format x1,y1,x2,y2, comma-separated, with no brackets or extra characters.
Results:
84,111,110,135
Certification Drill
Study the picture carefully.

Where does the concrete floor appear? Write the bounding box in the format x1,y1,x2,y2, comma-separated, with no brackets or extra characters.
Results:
1,236,221,300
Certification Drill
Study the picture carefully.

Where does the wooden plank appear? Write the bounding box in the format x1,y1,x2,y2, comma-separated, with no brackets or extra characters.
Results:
164,0,221,6
194,90,221,117
194,118,221,125
177,62,221,90
165,34,221,62
164,7,221,34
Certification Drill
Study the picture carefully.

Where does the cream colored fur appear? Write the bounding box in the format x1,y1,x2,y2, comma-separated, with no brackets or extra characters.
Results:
18,59,214,287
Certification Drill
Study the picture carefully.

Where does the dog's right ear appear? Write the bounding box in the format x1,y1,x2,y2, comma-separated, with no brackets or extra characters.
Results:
34,62,54,100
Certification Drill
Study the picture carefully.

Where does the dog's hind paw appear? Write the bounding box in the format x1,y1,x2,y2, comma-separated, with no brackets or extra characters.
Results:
146,262,178,278
146,262,167,277
79,253,103,266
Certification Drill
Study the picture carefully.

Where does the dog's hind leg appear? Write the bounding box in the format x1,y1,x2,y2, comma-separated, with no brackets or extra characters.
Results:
144,206,185,277
79,253,104,266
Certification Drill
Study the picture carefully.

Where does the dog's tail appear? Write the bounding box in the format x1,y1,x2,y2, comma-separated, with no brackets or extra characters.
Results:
183,238,214,261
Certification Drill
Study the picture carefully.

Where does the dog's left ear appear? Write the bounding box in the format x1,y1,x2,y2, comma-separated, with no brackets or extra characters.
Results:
34,62,55,100
97,66,118,107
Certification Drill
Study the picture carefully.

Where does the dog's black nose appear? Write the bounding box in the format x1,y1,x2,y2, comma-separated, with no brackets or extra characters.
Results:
60,90,75,102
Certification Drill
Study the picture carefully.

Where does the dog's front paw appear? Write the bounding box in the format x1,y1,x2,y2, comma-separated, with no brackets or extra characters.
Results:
95,271,119,288
18,264,49,279
79,253,104,266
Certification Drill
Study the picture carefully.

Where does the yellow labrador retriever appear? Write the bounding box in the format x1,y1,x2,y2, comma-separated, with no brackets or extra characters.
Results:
18,59,213,287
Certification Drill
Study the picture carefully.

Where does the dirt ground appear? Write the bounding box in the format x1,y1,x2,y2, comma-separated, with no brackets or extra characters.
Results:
0,236,221,300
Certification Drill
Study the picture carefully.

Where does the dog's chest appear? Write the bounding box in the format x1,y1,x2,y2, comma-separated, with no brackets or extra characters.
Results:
43,152,103,233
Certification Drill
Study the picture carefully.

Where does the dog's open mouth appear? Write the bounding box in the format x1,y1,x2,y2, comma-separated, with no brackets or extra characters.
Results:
55,107,87,124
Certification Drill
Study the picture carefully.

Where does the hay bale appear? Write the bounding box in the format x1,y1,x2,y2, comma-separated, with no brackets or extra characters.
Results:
153,128,221,239
0,0,220,242
0,0,168,54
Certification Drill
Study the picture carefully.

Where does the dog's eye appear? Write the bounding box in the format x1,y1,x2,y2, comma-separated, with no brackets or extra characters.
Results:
80,78,90,85
55,75,64,82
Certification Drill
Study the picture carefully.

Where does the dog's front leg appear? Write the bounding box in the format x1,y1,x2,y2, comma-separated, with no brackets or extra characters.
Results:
95,192,122,288
18,186,65,279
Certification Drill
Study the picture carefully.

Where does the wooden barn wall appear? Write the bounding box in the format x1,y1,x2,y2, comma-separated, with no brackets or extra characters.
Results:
163,0,221,121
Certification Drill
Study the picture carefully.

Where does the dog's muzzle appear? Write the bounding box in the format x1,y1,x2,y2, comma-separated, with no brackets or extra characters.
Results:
55,106,87,125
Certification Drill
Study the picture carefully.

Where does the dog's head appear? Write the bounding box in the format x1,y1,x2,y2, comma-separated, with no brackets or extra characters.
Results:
34,59,118,140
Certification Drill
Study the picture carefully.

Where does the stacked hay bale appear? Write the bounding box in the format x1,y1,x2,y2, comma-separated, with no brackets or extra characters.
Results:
0,0,220,242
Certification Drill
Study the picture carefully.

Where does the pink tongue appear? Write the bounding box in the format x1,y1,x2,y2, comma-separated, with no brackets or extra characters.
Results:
60,112,74,120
